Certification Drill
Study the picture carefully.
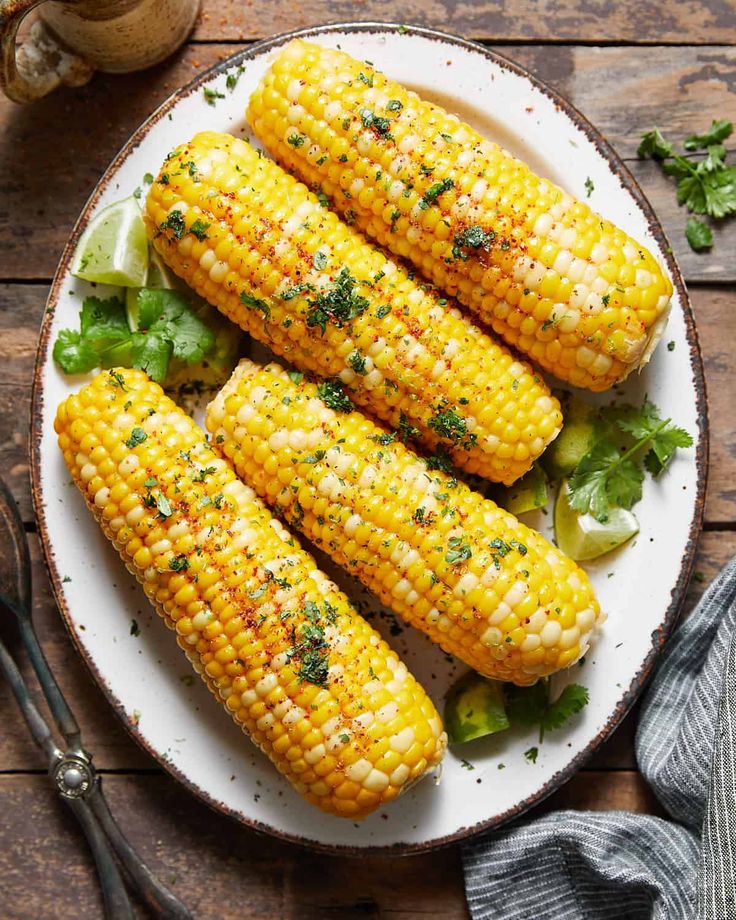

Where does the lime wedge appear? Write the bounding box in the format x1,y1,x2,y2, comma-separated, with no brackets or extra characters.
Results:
71,195,148,287
445,671,509,744
499,464,548,515
146,249,178,289
125,287,142,332
555,480,638,561
542,394,602,481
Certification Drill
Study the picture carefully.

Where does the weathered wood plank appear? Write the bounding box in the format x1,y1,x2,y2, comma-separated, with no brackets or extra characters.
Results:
191,0,736,45
5,284,732,524
0,45,734,281
0,770,658,919
0,773,468,919
1,530,731,773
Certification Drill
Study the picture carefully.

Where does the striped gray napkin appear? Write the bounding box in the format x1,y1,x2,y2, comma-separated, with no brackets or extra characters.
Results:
463,558,736,920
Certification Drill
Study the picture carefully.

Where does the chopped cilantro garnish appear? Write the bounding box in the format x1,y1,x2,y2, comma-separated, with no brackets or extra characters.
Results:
240,291,270,320
428,406,467,442
203,86,225,106
125,427,147,448
359,108,392,136
445,536,472,565
398,412,421,442
169,555,189,572
316,380,354,412
188,219,210,241
452,225,495,260
159,210,186,239
305,267,368,334
348,352,367,374
156,493,173,518
419,178,454,210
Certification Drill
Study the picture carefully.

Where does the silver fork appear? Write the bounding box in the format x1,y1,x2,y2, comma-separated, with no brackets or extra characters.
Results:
0,476,192,919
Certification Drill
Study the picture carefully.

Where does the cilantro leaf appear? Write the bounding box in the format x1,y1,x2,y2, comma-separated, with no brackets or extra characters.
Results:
684,118,733,151
686,217,713,252
130,331,173,383
52,329,99,374
541,684,589,736
568,399,692,521
605,456,644,510
505,680,589,742
568,440,622,522
645,425,693,475
639,121,736,233
637,128,674,160
79,296,129,347
135,289,215,364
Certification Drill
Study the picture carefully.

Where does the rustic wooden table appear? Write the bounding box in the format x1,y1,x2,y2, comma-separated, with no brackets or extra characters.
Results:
1,1,734,916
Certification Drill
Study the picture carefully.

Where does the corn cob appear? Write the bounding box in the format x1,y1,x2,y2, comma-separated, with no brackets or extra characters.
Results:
207,360,602,685
55,368,446,818
247,40,673,392
144,131,561,486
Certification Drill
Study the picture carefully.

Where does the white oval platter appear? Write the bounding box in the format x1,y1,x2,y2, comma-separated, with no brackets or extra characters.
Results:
31,23,706,853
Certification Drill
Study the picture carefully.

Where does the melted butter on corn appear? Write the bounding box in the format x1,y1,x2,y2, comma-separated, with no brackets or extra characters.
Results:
55,368,446,818
247,40,673,392
144,131,561,485
207,360,604,685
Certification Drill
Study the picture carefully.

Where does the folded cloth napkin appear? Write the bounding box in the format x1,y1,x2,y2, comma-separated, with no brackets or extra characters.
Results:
463,558,736,920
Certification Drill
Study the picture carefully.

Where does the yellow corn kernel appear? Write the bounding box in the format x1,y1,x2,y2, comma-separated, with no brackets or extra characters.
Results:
55,367,446,818
207,360,603,685
248,40,673,392
144,131,561,485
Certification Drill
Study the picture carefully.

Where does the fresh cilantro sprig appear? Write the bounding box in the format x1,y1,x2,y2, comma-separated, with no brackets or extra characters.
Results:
638,120,735,251
567,399,692,522
505,680,589,743
53,290,215,383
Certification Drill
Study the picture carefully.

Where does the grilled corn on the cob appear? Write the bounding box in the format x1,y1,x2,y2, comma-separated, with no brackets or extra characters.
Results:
55,368,446,817
144,131,561,486
247,40,672,392
207,360,602,685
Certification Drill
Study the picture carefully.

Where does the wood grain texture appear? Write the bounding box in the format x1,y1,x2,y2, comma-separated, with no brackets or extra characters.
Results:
191,0,736,44
0,770,660,919
0,44,734,281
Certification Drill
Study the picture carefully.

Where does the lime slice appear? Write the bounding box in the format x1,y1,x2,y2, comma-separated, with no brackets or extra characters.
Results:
445,671,509,744
542,394,602,481
146,249,178,289
499,464,548,515
71,195,148,287
555,480,638,561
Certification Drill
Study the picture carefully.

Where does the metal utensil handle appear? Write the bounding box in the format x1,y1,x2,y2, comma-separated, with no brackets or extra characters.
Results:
0,632,132,919
0,477,83,751
0,632,58,760
1,592,83,753
17,609,84,752
88,783,193,920
0,475,31,610
66,794,135,920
